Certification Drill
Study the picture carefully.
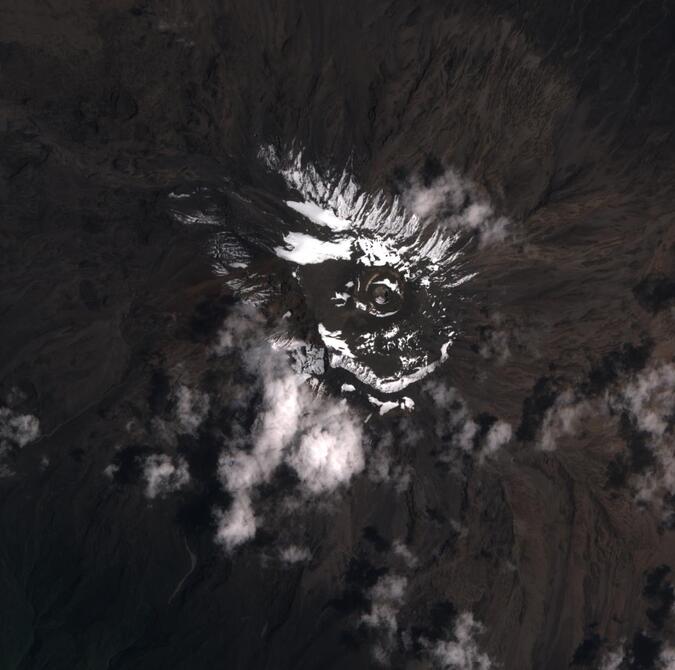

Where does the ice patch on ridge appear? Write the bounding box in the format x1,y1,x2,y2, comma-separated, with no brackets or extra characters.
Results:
330,347,451,394
274,232,353,265
259,145,482,395
260,145,472,282
285,200,352,231
368,395,415,415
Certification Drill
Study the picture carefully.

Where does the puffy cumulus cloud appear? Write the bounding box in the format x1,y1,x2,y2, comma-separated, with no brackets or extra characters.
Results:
279,545,312,564
525,362,674,516
660,645,675,670
611,363,675,515
174,385,210,434
598,645,624,670
483,421,513,457
212,305,266,356
361,574,408,665
368,431,413,493
425,382,478,452
477,312,528,366
103,463,119,480
597,640,675,670
530,364,670,455
424,612,493,670
289,406,364,495
537,390,593,452
0,406,40,476
357,549,493,668
214,496,256,550
479,328,511,364
404,170,510,248
0,406,40,449
617,364,675,437
424,382,512,459
141,381,211,449
143,454,190,499
392,540,418,569
213,306,364,551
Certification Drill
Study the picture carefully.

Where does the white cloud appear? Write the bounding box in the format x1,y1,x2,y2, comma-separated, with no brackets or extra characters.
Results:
214,495,257,550
598,641,675,670
392,540,418,569
478,314,512,364
0,406,40,476
212,305,266,355
289,404,365,494
483,421,513,457
368,432,412,493
214,306,365,550
424,612,493,670
424,382,478,452
175,385,210,434
522,362,675,517
479,329,511,364
404,171,510,247
537,390,592,452
103,463,119,480
361,574,408,664
279,545,312,563
598,645,624,670
424,382,511,458
143,454,190,499
618,363,675,438
660,645,675,670
0,406,40,449
611,363,675,515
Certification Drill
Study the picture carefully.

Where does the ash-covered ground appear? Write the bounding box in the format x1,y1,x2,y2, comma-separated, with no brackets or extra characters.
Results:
1,1,675,669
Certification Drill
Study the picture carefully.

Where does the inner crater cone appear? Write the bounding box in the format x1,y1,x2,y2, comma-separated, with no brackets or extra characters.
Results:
372,284,390,305
359,268,405,316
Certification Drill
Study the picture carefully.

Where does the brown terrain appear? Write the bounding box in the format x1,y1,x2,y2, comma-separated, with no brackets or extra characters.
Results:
1,1,674,669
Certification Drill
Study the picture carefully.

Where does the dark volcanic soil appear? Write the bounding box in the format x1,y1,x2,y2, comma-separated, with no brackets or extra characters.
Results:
1,1,675,669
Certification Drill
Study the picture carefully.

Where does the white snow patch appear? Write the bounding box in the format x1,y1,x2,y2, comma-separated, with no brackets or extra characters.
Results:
286,200,352,231
274,232,352,265
368,395,415,415
318,324,355,359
